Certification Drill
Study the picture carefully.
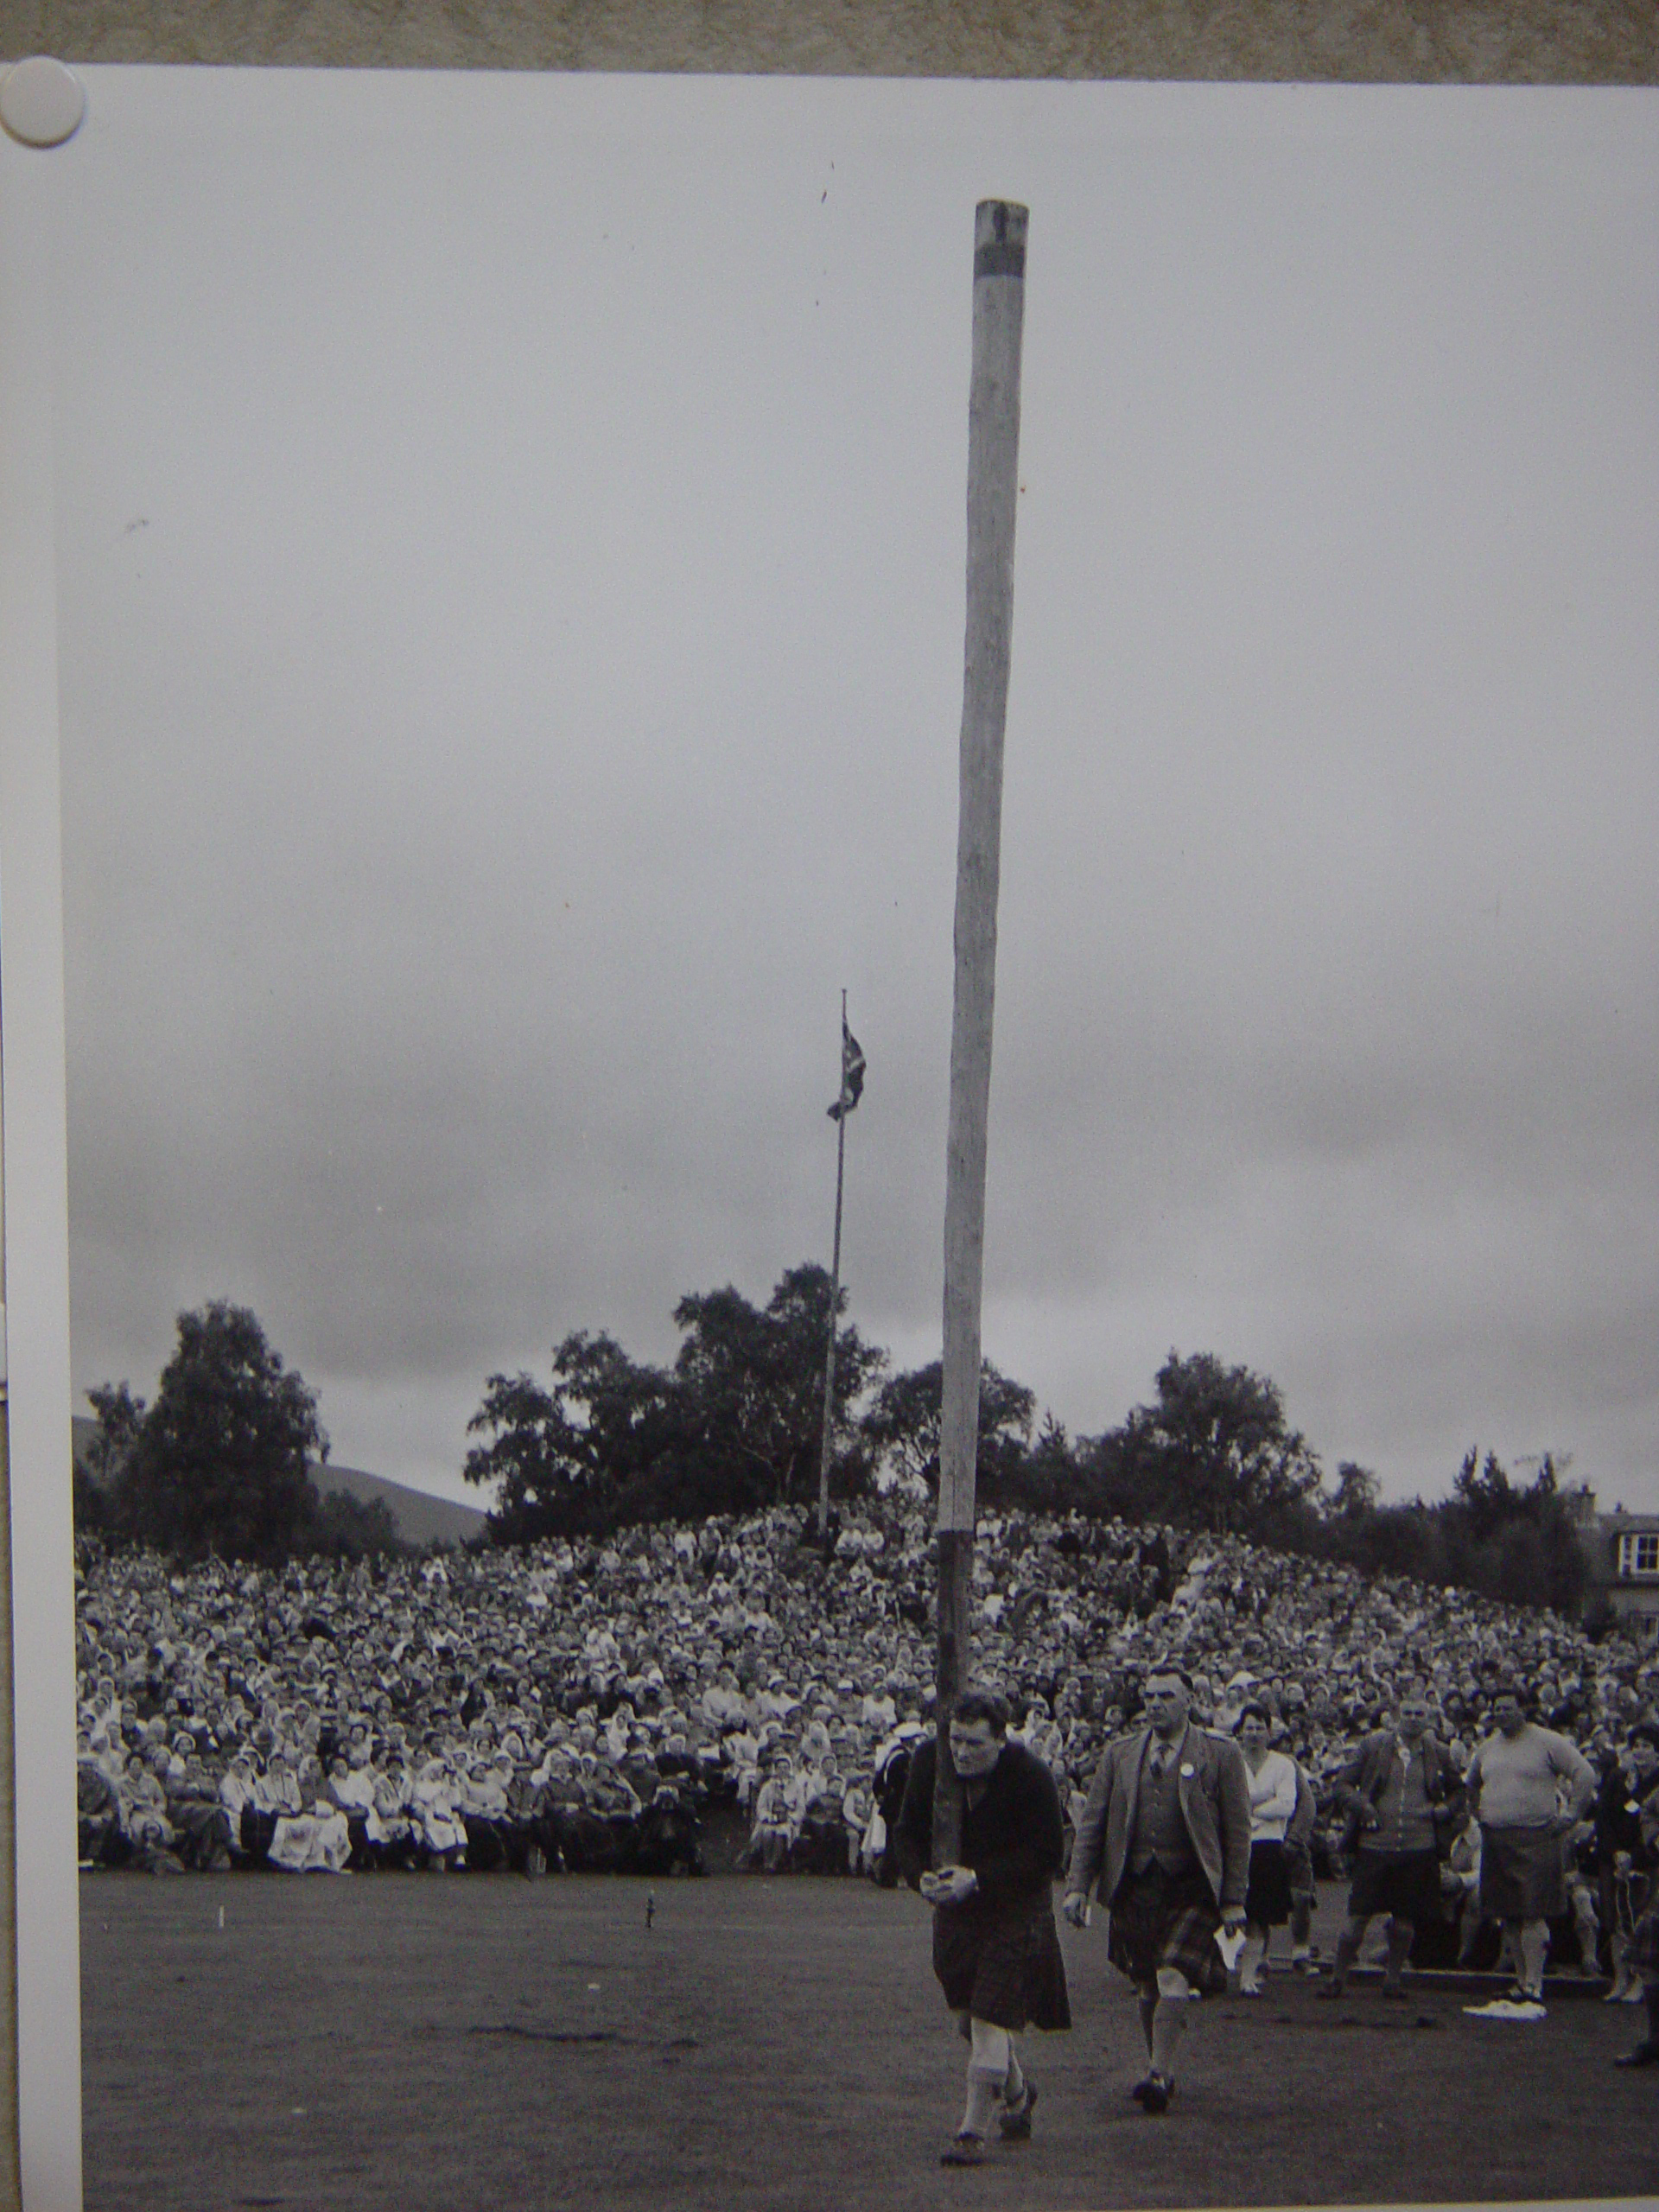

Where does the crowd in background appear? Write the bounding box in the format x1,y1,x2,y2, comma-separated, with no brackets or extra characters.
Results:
74,1505,1659,1965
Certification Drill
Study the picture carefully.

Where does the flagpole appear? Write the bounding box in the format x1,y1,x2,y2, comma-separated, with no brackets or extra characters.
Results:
817,989,849,1546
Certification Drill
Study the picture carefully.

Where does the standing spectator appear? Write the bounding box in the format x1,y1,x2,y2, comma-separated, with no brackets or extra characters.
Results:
872,1732,918,1888
1319,1688,1465,2000
1233,1703,1297,1993
1464,1682,1597,2012
1598,1726,1657,2000
1284,1752,1319,1973
1606,1722,1659,2016
1443,1812,1487,1965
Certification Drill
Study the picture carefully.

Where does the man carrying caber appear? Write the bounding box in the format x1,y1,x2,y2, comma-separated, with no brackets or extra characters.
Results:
895,1687,1071,2166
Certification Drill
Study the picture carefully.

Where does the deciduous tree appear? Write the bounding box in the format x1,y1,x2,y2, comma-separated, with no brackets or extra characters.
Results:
861,1357,1035,1501
1104,1350,1323,1535
112,1301,327,1565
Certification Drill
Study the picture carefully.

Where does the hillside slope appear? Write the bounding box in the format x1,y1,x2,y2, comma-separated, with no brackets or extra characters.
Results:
70,1414,487,1549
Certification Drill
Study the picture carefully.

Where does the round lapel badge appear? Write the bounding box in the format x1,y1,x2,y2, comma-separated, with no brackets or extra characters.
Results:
0,57,86,148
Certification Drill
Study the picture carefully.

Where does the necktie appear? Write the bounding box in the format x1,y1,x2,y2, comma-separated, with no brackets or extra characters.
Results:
1149,1743,1168,1780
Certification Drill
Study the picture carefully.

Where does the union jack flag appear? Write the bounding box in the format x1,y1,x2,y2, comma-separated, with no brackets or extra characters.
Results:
827,1020,866,1120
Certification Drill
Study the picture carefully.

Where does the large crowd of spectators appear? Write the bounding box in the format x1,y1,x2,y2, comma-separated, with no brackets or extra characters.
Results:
75,1504,1659,1964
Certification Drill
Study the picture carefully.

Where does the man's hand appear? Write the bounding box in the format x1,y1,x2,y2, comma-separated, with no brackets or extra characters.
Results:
1220,1906,1246,1931
1361,1808,1381,1831
922,1865,977,1906
1062,1890,1090,1929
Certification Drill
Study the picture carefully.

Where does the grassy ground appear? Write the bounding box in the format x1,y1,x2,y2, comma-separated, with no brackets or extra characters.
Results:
81,1873,1656,2212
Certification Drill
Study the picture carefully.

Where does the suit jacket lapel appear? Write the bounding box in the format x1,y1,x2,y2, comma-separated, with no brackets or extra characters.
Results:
1172,1723,1196,1827
1122,1727,1152,1839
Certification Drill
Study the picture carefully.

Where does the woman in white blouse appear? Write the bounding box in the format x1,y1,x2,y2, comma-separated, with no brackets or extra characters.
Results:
1235,1702,1299,1994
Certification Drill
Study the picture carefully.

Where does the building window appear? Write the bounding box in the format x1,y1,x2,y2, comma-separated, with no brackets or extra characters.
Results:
1617,1532,1659,1578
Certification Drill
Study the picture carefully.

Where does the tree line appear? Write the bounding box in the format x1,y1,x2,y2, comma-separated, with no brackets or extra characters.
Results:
76,1271,1596,1621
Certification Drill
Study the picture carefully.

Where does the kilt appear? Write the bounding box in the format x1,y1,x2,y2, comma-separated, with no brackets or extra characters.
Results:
1244,1840,1293,1928
1611,1868,1649,1943
932,1890,1071,2033
1347,1847,1442,1928
1628,1891,1659,1976
1284,1837,1316,1899
1108,1862,1225,1994
1479,1824,1567,1922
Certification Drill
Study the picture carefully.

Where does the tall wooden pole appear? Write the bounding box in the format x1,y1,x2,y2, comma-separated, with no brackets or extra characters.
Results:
932,200,1027,1866
817,989,849,1543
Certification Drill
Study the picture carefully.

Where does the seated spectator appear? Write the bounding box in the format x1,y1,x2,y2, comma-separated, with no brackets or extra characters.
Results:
797,1765,849,1875
634,1782,707,1878
410,1758,467,1871
267,1757,352,1873
78,1751,125,1867
326,1755,385,1868
164,1757,237,1872
460,1759,512,1871
841,1771,874,1877
742,1755,798,1873
371,1758,418,1868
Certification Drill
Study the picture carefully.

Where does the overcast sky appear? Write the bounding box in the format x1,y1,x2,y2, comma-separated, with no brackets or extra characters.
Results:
45,72,1659,1516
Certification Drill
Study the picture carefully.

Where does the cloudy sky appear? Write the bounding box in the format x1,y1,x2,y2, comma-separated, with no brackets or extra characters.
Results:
44,71,1659,1515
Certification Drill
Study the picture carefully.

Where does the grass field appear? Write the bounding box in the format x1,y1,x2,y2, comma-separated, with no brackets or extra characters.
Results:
81,1873,1657,2212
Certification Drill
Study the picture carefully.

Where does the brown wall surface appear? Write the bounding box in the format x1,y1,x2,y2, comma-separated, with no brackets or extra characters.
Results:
0,3,1653,2205
0,0,1655,77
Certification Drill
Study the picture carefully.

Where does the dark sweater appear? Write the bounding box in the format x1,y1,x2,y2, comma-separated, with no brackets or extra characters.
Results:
893,1736,1065,1910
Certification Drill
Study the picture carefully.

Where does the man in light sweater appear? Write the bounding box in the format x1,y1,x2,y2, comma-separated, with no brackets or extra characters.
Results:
1464,1684,1597,2012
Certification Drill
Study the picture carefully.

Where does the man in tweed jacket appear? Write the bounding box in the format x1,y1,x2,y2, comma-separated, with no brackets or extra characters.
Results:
1064,1663,1251,2113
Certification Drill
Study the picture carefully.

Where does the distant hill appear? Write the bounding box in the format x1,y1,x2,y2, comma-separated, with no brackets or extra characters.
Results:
308,1462,487,1549
70,1414,488,1550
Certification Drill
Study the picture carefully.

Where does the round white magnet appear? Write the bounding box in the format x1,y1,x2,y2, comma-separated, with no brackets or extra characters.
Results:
0,57,86,149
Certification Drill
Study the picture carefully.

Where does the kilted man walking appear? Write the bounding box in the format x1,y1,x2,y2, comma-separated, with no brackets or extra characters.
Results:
1064,1662,1251,2113
895,1687,1071,2165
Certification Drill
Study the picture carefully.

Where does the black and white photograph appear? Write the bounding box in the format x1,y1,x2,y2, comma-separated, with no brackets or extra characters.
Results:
3,60,1658,2209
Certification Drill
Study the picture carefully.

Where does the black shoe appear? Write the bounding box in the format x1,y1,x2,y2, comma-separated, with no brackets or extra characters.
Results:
1382,1980,1409,2001
1613,2042,1659,2069
940,2133,988,2165
1315,1980,1347,2000
1141,2073,1173,2115
998,2082,1036,2140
